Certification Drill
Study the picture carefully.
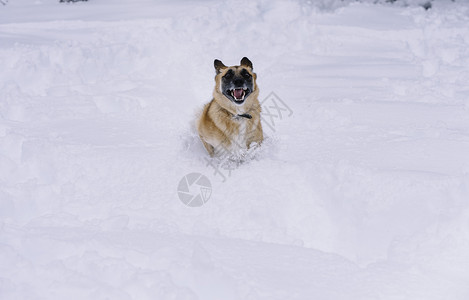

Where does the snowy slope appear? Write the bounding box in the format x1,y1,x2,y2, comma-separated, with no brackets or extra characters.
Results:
1,0,469,299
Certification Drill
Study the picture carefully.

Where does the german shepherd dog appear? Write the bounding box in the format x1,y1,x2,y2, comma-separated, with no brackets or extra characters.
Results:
197,57,263,157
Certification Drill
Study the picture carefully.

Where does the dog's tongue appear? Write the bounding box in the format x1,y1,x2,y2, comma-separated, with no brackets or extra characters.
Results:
233,88,244,99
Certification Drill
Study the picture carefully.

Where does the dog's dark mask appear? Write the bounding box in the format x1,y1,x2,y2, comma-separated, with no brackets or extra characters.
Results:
221,68,253,105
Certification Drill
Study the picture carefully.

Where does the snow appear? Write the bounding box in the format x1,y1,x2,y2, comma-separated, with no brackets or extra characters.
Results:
1,0,469,299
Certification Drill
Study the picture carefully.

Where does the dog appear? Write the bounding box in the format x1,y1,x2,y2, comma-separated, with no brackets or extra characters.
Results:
197,57,263,157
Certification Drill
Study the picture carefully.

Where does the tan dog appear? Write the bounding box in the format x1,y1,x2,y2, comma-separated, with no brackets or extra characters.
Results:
197,57,263,157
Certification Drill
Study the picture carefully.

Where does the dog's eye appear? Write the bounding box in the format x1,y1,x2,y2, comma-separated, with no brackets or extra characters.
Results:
241,69,251,79
224,70,234,79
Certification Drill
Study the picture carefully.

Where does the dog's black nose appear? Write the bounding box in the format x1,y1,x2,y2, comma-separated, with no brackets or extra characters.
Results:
234,77,244,87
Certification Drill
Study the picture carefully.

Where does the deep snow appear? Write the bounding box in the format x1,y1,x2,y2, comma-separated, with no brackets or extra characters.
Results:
1,0,469,299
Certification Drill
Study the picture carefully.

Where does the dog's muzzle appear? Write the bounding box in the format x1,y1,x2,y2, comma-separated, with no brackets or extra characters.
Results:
231,88,248,103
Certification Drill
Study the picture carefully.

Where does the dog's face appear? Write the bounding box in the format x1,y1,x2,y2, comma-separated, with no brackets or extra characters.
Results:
213,57,257,107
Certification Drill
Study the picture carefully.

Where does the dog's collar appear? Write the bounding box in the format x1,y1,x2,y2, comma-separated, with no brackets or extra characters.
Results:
221,106,252,120
237,113,252,119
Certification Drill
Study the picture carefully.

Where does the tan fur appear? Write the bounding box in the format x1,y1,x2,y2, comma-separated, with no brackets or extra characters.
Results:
197,59,263,156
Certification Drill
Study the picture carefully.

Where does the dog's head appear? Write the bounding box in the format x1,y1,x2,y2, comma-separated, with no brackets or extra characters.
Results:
213,57,258,109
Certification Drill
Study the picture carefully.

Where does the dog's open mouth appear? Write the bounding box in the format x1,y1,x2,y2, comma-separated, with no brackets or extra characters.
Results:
230,88,247,104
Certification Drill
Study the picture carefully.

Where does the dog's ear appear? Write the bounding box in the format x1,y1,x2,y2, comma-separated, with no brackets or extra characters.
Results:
240,57,253,69
214,59,227,74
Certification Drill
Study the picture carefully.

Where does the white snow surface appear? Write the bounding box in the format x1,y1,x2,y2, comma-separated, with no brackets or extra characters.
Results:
1,0,469,299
